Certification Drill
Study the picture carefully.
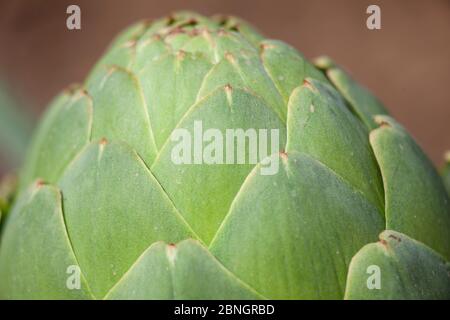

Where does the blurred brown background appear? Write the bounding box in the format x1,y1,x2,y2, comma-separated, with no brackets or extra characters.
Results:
0,0,449,175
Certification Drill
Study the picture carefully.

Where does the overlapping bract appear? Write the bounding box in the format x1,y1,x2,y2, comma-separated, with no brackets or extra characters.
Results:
0,12,449,300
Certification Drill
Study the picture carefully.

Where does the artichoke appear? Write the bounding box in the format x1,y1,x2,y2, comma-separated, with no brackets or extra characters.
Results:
0,12,449,300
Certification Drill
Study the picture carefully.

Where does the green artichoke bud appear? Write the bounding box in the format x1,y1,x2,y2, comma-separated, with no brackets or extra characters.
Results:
0,12,449,300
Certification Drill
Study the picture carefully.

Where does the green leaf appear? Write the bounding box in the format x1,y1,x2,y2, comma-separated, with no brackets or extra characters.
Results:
315,56,388,130
370,115,450,260
137,51,213,149
0,183,93,299
20,87,92,190
164,33,193,52
177,31,219,63
87,66,158,166
286,79,385,214
212,15,264,47
132,36,170,71
260,40,328,103
197,50,286,122
86,45,135,85
181,31,257,64
165,11,220,32
152,86,286,244
210,152,384,299
58,140,196,298
345,230,450,299
106,240,262,300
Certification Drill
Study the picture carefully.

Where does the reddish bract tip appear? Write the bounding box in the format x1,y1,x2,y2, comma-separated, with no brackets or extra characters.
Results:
379,120,390,128
216,15,230,26
123,40,136,48
280,150,288,160
168,26,185,35
189,28,201,36
224,84,233,92
142,18,153,29
36,179,45,188
374,116,391,128
379,239,388,246
218,28,228,36
185,18,198,26
229,24,240,32
259,43,274,52
64,84,80,95
166,15,176,26
177,50,186,59
99,138,108,145
168,243,176,248
388,234,401,242
224,51,235,62
303,79,313,90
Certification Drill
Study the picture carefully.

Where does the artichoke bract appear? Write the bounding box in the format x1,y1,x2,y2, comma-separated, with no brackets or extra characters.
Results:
0,12,449,300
